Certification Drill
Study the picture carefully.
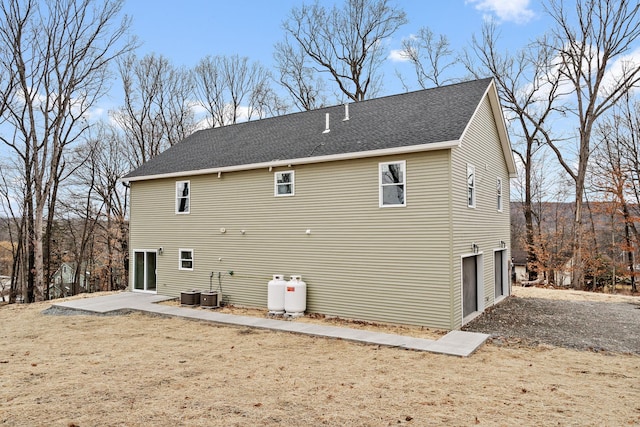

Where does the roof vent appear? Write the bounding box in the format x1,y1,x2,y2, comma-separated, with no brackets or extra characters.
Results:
343,103,349,121
322,113,330,134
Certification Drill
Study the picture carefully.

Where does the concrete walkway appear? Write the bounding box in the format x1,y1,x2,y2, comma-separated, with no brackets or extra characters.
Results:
52,292,489,357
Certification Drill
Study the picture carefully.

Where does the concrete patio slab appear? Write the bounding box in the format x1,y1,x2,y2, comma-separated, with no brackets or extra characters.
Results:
53,292,173,313
52,292,489,357
425,330,490,357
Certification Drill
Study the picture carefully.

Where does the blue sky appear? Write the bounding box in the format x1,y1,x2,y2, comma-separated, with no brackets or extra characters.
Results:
117,0,550,102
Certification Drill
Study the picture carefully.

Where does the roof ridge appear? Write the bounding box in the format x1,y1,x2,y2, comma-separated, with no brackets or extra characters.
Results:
124,78,495,181
196,78,494,131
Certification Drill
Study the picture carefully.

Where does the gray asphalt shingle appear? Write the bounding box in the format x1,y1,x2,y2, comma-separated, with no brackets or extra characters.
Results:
124,78,492,180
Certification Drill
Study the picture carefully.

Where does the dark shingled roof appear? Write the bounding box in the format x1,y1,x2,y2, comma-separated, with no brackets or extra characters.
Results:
511,249,528,265
124,78,493,180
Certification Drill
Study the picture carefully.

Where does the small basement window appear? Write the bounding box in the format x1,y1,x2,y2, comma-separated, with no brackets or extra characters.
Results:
379,161,406,207
176,181,190,214
275,171,294,196
179,249,194,270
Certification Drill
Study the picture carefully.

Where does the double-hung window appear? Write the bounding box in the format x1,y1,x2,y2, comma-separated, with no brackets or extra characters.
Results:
379,161,406,207
467,164,476,208
179,249,194,270
176,181,190,214
275,171,294,196
497,177,503,212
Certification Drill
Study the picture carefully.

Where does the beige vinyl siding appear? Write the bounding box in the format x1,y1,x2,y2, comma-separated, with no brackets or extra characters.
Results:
130,150,455,328
450,95,511,328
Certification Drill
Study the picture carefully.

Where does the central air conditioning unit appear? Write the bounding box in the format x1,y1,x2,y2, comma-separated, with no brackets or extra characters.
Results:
200,291,220,308
180,289,201,306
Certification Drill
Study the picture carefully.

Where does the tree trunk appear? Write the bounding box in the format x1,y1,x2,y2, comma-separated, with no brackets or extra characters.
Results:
622,204,636,292
26,197,35,303
44,203,54,300
106,208,114,291
523,144,538,281
119,217,129,289
9,226,23,304
33,202,45,301
571,130,589,290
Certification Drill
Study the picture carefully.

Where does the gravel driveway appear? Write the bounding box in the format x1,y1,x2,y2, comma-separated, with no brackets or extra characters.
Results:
462,296,640,354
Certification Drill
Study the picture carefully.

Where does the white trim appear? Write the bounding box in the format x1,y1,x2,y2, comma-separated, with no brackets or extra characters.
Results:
493,247,509,302
122,140,461,183
486,81,518,178
179,248,194,271
379,160,407,208
274,170,295,197
461,252,484,326
175,180,190,214
132,249,158,293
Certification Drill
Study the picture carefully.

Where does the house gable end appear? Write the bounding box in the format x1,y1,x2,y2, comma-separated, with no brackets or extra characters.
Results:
458,79,517,178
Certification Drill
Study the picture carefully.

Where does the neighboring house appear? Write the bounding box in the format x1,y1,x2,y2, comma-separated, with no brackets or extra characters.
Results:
49,262,87,299
0,275,10,301
559,254,616,289
123,78,517,329
558,258,576,288
511,249,528,283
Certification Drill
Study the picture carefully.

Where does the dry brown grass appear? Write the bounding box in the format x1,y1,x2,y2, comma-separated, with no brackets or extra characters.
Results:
512,284,640,303
1,289,639,426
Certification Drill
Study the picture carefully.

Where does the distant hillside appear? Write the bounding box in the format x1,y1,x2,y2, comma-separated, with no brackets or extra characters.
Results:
0,217,12,242
510,201,639,253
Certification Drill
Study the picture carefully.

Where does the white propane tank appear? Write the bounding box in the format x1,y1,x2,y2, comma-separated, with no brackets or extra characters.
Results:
267,275,287,314
284,275,307,316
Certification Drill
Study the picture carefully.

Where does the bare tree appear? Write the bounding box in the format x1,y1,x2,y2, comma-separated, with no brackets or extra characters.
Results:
193,55,275,127
527,185,574,286
223,55,256,124
281,0,407,102
274,36,327,111
544,0,640,288
223,55,274,123
399,26,459,88
247,77,289,120
0,162,27,302
58,172,102,296
463,20,570,282
591,93,640,292
192,55,226,128
112,53,195,167
79,124,130,291
0,0,135,301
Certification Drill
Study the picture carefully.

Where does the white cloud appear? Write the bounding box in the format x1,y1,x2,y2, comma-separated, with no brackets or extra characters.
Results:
187,101,211,130
544,43,640,100
466,0,535,24
600,46,640,95
82,106,106,122
388,49,409,62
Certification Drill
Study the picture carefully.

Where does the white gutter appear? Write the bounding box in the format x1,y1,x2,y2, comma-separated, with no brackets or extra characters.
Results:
122,139,461,183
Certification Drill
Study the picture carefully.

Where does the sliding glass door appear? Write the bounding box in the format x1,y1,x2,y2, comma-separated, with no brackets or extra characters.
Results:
133,250,157,292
